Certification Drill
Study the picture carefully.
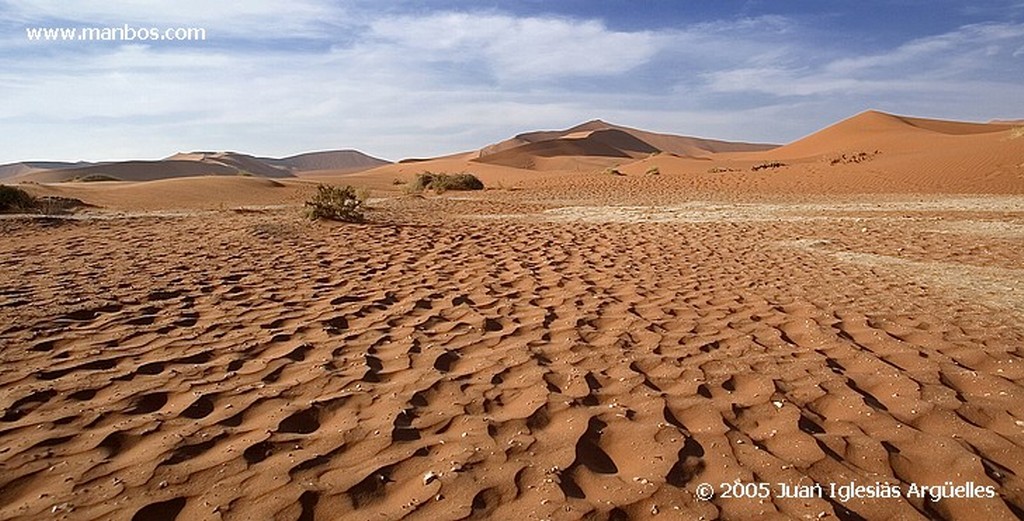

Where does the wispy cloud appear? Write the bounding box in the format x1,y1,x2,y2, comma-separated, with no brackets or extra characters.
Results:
366,13,665,80
825,22,1024,75
704,22,1024,97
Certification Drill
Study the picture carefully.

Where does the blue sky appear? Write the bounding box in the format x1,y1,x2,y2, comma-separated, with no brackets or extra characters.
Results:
1,0,1023,163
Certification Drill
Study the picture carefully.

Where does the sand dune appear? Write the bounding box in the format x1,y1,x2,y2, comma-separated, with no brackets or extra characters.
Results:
307,152,570,191
0,163,44,180
164,152,294,179
1,111,1024,520
300,110,1024,196
3,149,388,184
18,176,309,211
474,129,659,169
262,150,391,174
894,113,1013,135
760,110,1016,160
683,110,1024,194
11,155,292,184
476,120,776,171
15,160,249,184
483,119,777,158
0,162,91,181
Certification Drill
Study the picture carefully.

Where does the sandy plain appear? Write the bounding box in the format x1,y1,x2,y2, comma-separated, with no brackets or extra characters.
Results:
1,112,1024,520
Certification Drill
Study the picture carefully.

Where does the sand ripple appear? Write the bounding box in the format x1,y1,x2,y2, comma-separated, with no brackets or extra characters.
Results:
1,199,1023,520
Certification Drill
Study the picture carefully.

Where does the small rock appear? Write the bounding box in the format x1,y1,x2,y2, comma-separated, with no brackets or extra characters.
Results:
423,471,439,485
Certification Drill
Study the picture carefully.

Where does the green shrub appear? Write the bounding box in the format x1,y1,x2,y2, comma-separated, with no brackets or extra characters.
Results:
602,167,624,176
304,184,365,222
409,172,484,193
645,166,660,176
0,185,36,213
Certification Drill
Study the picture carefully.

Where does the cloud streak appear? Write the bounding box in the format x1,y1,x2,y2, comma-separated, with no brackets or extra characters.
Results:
704,22,1024,98
367,13,664,80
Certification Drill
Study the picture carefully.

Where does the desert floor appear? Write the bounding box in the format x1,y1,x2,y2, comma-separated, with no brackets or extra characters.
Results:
2,178,1024,520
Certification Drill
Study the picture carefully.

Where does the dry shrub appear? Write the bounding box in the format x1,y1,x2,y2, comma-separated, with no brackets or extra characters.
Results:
304,184,365,222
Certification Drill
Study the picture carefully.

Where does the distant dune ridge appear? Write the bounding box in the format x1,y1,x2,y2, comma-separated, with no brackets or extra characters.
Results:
0,161,96,181
261,150,392,174
0,149,391,183
2,110,1022,192
475,119,778,169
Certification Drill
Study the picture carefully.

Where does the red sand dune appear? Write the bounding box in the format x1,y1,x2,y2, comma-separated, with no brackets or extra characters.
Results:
760,110,1016,160
261,150,391,174
19,176,309,211
474,129,659,169
476,120,776,171
300,111,1024,195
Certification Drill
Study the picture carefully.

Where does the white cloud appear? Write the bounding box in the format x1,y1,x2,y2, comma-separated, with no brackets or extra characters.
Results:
704,22,1024,99
703,67,946,97
367,13,665,80
825,22,1024,75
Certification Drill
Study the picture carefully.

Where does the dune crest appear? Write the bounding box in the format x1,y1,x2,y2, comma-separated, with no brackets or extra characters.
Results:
760,110,1017,161
475,119,776,171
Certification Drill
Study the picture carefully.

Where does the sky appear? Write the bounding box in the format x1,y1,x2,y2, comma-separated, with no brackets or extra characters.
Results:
1,0,1023,163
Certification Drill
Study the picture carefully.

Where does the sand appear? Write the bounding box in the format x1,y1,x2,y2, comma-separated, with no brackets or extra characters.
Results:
3,150,391,185
2,111,1024,520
